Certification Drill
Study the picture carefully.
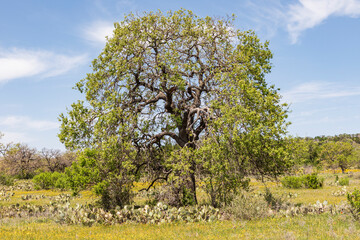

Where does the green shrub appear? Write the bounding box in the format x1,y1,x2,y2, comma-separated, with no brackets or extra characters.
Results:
302,174,324,189
33,172,69,190
281,176,303,189
0,174,15,186
347,189,360,220
33,172,52,189
281,174,324,189
263,188,285,210
338,177,350,186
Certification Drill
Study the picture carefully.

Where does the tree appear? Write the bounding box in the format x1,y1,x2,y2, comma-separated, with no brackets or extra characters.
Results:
59,9,290,208
1,143,40,179
320,140,354,173
39,148,76,172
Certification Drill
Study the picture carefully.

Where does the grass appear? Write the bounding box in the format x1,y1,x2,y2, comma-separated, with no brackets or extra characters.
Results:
0,190,97,207
0,171,360,239
252,172,360,205
0,214,359,239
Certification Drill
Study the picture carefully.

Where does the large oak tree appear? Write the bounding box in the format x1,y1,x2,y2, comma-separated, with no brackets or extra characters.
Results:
59,9,290,208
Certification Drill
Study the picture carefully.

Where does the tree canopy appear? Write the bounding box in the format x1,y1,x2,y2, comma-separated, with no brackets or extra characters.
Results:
59,9,290,208
320,140,354,173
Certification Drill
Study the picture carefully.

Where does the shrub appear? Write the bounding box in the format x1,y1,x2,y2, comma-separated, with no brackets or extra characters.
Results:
263,188,285,211
224,191,270,220
347,189,360,220
0,174,14,186
281,174,324,189
302,174,324,189
33,172,68,190
281,176,303,189
338,177,350,186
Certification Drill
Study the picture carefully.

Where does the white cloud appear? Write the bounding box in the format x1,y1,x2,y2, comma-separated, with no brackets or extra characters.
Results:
287,0,360,43
0,131,34,144
282,82,360,103
0,116,59,131
0,48,87,83
239,0,286,39
83,20,114,45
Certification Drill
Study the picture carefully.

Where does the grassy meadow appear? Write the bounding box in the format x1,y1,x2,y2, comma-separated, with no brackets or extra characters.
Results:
0,170,360,239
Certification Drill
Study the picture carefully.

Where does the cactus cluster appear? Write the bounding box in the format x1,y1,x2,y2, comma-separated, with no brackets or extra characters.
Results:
0,181,34,191
0,190,14,201
21,194,46,200
274,201,350,217
55,202,221,226
0,191,353,225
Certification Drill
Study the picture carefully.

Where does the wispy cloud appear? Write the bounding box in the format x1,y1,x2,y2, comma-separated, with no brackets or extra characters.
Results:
83,20,114,45
241,0,360,44
0,116,59,131
282,82,360,103
287,0,360,43
238,0,286,39
0,48,87,83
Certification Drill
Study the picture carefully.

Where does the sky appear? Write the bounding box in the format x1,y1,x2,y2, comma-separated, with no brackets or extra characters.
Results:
0,0,360,150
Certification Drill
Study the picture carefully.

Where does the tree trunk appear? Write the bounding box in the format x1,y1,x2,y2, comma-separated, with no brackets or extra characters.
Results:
190,161,198,205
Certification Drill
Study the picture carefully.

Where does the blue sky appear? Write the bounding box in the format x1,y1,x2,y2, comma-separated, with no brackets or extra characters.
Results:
1,0,360,150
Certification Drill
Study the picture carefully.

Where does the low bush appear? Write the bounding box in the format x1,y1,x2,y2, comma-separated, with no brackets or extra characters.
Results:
33,172,68,190
338,177,350,186
0,174,15,186
281,176,303,189
224,191,270,220
348,189,360,220
263,188,286,211
281,174,324,189
302,174,324,189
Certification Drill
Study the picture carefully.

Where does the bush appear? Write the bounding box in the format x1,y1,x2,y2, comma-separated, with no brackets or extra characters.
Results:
347,189,360,220
338,177,350,186
263,188,285,211
281,174,324,189
302,174,324,189
281,176,303,189
224,191,270,220
33,172,68,190
0,174,14,186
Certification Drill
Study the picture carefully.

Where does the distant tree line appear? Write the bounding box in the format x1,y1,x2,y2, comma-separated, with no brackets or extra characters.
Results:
0,139,75,179
289,133,360,174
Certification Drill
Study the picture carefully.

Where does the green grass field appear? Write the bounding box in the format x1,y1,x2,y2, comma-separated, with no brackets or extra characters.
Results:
0,214,359,239
0,171,359,239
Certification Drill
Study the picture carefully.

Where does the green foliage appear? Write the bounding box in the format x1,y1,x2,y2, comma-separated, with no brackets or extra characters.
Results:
181,187,196,206
59,9,290,208
0,174,15,186
281,174,324,189
302,174,324,189
33,172,69,190
263,188,285,210
65,145,134,209
348,189,360,220
65,149,100,193
338,177,350,186
320,140,354,173
281,176,303,189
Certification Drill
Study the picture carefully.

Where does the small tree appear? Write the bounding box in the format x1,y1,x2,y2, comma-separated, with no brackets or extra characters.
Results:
39,148,75,172
59,9,290,208
320,140,354,173
2,143,40,178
